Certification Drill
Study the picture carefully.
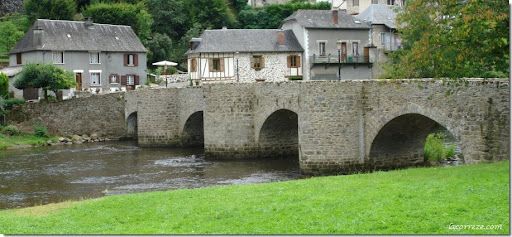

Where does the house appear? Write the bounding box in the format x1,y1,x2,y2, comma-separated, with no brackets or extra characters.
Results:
187,29,304,84
281,9,376,80
6,19,147,100
340,0,405,15
247,0,315,8
356,4,401,76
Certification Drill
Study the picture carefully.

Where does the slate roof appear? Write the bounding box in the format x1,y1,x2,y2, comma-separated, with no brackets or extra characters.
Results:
282,10,370,29
355,4,399,29
10,19,147,54
187,29,303,54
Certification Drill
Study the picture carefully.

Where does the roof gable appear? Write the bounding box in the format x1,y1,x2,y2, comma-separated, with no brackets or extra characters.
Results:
355,4,399,29
10,19,147,54
187,29,303,54
282,10,370,29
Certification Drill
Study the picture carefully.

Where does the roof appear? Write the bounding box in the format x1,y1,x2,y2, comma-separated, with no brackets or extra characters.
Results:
10,19,147,54
355,4,399,29
187,29,303,54
282,10,370,29
0,66,22,77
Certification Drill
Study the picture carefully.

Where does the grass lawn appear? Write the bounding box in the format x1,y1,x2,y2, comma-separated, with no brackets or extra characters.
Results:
0,134,57,150
0,161,508,234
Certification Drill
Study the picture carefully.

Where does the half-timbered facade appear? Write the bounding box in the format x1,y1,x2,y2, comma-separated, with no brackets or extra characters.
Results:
187,29,303,84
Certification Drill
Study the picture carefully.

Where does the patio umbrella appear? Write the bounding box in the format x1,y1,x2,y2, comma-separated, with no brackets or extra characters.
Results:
152,61,178,87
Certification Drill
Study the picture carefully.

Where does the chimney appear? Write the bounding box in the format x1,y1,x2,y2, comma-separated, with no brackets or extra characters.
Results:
32,21,43,48
277,30,285,46
84,17,93,28
332,9,339,25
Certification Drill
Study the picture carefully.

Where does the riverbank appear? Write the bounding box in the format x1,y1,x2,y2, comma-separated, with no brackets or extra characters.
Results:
0,133,57,150
0,160,508,234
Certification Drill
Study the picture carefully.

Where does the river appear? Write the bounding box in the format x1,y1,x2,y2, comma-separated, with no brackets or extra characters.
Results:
0,141,301,209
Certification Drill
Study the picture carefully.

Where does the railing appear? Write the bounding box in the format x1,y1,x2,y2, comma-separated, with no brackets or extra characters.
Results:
311,53,371,64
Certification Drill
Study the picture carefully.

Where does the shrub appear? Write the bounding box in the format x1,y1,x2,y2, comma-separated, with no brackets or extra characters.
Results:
33,124,49,138
0,73,8,98
2,125,20,136
424,133,457,162
3,98,25,110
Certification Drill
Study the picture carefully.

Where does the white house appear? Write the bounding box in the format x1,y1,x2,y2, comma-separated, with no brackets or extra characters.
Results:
187,29,304,84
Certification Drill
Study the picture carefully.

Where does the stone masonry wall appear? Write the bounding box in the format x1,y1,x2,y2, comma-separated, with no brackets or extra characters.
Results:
7,92,126,138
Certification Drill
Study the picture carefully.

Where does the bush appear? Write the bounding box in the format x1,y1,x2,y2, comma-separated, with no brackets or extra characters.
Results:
3,98,25,110
1,125,20,136
0,73,8,99
33,124,49,138
424,133,457,162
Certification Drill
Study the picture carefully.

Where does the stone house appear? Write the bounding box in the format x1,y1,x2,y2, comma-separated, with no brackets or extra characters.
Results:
247,0,315,8
356,4,401,77
340,0,405,15
6,19,147,100
187,29,304,84
281,9,377,80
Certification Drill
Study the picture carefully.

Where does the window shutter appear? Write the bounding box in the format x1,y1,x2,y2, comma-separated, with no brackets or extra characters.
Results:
134,75,140,85
123,54,128,66
121,75,127,85
134,54,139,66
250,56,255,69
296,56,301,67
220,58,225,71
208,59,213,71
260,56,265,68
287,56,292,68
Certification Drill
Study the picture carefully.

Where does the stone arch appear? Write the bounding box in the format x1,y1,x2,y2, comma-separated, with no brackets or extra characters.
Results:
126,112,138,138
367,110,463,169
182,111,204,147
258,109,299,159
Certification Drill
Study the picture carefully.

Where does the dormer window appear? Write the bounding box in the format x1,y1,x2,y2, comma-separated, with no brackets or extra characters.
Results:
89,52,100,64
52,51,64,64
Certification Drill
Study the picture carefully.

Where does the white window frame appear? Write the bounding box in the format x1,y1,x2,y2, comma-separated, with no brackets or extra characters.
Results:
317,40,327,57
52,51,65,64
110,74,119,84
89,52,101,64
89,70,102,87
351,40,360,57
127,75,135,85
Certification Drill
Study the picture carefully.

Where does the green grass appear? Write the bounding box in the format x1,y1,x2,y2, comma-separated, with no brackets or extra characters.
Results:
0,161,509,234
0,133,57,150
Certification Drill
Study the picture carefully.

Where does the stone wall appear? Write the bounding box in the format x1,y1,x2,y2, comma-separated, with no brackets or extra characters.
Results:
7,92,127,138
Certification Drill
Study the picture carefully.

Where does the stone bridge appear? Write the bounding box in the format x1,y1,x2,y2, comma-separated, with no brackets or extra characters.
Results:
125,79,509,174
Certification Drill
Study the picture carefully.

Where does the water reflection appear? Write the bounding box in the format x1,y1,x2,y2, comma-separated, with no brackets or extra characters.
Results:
0,141,300,209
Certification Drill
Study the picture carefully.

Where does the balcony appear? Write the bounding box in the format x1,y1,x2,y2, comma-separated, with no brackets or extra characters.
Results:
311,53,372,67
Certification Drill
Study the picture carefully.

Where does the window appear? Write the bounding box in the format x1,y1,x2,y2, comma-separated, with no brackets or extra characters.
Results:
90,72,101,86
352,42,359,56
190,58,197,72
109,74,119,84
16,53,22,65
52,51,64,64
380,32,386,46
209,58,222,72
318,41,326,56
251,55,264,70
89,52,100,64
353,0,359,6
124,54,138,66
372,0,378,3
127,75,135,85
288,55,301,68
387,0,395,5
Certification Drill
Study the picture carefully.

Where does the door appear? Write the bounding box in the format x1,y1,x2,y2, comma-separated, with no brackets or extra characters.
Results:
340,42,347,62
75,73,82,91
364,47,370,63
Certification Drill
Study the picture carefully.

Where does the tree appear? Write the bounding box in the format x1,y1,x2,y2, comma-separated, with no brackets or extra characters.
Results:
146,33,174,65
0,73,8,99
24,0,77,22
14,64,75,100
148,0,189,39
185,0,238,29
383,0,509,79
0,20,25,54
83,2,153,42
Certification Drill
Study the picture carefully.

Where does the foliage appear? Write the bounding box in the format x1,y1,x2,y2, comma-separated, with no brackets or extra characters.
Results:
383,0,509,78
1,124,20,136
424,132,456,162
146,33,174,66
239,1,331,29
83,2,153,42
14,64,75,100
33,123,49,138
0,97,4,116
0,73,8,99
185,0,238,30
147,0,189,39
0,161,509,233
24,0,77,22
0,14,29,57
3,98,24,110
0,133,57,150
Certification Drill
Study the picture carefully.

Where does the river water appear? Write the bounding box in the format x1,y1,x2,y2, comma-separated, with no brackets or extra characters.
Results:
0,141,301,209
